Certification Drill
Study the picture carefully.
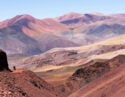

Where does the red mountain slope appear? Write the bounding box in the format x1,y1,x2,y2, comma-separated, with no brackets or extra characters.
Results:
0,70,62,97
55,55,125,97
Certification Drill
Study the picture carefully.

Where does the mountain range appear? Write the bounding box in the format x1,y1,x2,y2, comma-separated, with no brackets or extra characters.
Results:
1,12,125,97
1,12,125,55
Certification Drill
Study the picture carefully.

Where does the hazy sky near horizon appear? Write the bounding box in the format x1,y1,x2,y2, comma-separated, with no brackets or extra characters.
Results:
0,0,125,21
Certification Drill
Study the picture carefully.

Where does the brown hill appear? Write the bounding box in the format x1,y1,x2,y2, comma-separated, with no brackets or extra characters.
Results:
0,70,62,97
0,50,62,97
55,55,125,97
69,55,125,97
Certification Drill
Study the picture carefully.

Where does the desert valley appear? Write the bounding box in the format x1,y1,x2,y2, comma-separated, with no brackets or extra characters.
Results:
0,12,125,97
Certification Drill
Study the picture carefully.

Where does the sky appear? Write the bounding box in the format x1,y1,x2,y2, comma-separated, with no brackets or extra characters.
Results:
0,0,125,21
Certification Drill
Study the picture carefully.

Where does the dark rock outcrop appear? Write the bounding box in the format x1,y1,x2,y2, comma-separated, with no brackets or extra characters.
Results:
72,62,110,83
0,49,11,71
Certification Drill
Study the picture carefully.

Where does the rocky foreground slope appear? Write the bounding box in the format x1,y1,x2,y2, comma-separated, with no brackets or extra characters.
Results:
0,50,62,97
0,70,62,97
0,71,60,97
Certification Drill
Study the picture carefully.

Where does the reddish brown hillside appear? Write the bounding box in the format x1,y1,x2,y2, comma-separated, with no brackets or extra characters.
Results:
56,55,125,97
0,14,70,37
0,70,62,97
69,59,125,97
0,50,62,97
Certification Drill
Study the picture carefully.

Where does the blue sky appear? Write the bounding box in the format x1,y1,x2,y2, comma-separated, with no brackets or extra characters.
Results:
0,0,125,21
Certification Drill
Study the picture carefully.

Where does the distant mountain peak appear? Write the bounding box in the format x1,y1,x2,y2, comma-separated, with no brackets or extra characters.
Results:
87,12,104,16
14,14,35,21
8,14,35,24
57,12,84,22
57,12,107,22
0,14,36,28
